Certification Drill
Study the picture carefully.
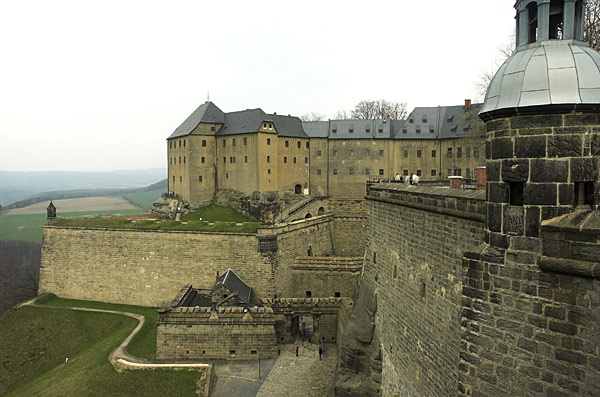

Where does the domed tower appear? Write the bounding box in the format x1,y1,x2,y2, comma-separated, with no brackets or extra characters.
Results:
479,0,600,248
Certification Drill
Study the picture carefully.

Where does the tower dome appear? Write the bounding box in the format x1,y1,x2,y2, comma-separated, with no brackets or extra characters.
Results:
480,0,600,120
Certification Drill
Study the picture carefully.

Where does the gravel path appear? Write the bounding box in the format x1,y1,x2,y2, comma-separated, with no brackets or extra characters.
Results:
257,343,337,397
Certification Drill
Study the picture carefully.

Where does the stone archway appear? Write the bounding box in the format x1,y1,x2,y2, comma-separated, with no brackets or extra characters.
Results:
294,184,302,194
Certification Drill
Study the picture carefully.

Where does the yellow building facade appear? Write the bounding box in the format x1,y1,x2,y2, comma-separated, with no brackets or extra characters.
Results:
167,101,485,202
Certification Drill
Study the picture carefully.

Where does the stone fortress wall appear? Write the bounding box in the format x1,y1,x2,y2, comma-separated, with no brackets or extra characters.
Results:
39,201,366,307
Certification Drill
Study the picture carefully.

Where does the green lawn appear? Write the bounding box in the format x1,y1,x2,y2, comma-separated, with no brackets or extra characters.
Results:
0,209,146,243
122,189,163,212
0,299,203,396
52,205,260,233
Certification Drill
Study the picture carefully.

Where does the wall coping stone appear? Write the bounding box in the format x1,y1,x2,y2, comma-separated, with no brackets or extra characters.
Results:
43,225,258,237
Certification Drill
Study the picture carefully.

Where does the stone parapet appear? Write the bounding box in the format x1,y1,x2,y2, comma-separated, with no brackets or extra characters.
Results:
292,256,363,271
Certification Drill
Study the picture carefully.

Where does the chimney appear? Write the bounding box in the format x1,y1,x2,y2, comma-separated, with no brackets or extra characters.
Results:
448,176,463,189
476,166,487,191
464,99,472,111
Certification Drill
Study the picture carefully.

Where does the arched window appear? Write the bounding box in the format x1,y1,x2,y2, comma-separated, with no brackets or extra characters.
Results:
549,0,565,40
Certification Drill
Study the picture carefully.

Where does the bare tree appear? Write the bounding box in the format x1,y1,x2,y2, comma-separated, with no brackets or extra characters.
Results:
299,112,326,122
476,32,516,101
586,0,600,51
350,100,407,120
333,109,351,120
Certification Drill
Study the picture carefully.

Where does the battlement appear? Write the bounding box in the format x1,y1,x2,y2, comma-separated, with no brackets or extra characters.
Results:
158,305,275,325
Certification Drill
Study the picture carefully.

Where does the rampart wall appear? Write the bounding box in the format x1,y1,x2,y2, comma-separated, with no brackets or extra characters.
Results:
40,214,348,307
290,257,362,298
350,184,486,396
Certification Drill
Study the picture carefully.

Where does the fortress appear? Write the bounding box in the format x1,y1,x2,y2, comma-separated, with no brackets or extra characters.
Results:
38,1,600,396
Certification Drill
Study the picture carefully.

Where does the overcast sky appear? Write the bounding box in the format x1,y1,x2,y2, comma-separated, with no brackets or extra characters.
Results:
0,0,515,172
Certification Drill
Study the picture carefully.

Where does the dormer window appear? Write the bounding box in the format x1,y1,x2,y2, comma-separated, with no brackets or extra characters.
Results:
332,125,337,133
378,126,383,133
349,124,354,133
416,126,421,133
422,115,427,123
402,128,407,134
365,125,370,133
447,114,454,122
409,118,414,123
429,125,435,133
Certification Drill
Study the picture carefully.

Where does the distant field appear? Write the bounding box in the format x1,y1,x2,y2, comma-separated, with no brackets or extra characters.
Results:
0,209,145,243
7,197,139,215
122,189,163,211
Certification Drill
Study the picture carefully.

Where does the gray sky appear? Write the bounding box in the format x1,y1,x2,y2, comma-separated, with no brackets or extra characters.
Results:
0,0,515,172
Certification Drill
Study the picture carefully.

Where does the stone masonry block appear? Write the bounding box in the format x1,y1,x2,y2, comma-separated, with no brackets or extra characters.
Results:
487,161,501,182
503,206,524,235
501,159,529,182
563,113,600,126
524,184,556,206
570,157,599,181
488,182,509,203
510,114,563,129
492,138,514,159
515,136,546,158
529,159,568,183
548,135,582,158
525,206,541,237
486,118,509,132
487,203,503,232
558,184,575,206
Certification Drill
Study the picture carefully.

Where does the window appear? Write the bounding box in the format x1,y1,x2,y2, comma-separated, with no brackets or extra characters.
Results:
226,173,229,178
432,150,436,158
403,150,408,158
379,169,384,176
429,125,435,133
317,150,322,156
305,157,308,164
455,168,461,176
202,139,207,147
333,169,338,175
201,157,205,164
183,156,186,163
417,170,421,176
199,176,203,182
268,169,271,174
365,169,371,175
293,157,297,164
179,157,181,164
510,182,524,206
244,156,248,163
417,150,422,158
243,137,247,145
448,169,452,176
230,350,236,357
466,147,471,158
179,140,181,148
169,158,172,165
447,148,453,158
222,139,226,147
211,126,216,131
416,126,421,133
267,156,270,163
285,140,289,147
402,127,407,133
575,182,594,206
366,126,371,133
179,176,182,182
305,291,312,298
229,156,233,163
409,118,414,123
349,168,355,175
431,170,437,176
306,142,309,149
317,168,322,175
232,138,236,146
251,350,257,356
365,149,370,156
169,142,172,149
335,292,341,298
466,168,471,179
349,125,354,133
172,175,175,182
269,123,273,129
297,141,301,148
422,115,427,122
379,150,384,156
332,125,337,133
350,150,354,157
403,169,409,176
284,157,287,163
474,148,479,158
378,127,383,133
267,138,271,145
333,150,338,156
457,147,462,158
183,140,186,147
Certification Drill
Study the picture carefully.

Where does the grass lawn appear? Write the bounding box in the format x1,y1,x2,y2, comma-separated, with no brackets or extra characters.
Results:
0,301,203,396
0,209,146,243
53,205,261,233
122,189,163,212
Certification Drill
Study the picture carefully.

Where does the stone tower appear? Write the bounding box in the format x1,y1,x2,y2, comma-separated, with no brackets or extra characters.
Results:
457,1,600,395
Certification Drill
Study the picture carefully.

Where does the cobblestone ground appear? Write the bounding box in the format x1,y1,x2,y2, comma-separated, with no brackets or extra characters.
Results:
257,343,337,397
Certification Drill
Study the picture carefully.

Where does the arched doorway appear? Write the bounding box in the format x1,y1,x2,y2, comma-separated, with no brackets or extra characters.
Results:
294,184,302,194
317,207,325,215
305,213,312,219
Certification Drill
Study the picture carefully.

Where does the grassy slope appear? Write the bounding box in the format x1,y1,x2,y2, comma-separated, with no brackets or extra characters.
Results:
122,189,163,212
0,209,146,243
0,304,201,397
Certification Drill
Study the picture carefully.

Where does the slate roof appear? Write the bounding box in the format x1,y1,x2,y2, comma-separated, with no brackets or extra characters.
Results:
212,268,252,304
396,104,484,140
302,121,329,138
440,103,484,139
168,101,225,139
